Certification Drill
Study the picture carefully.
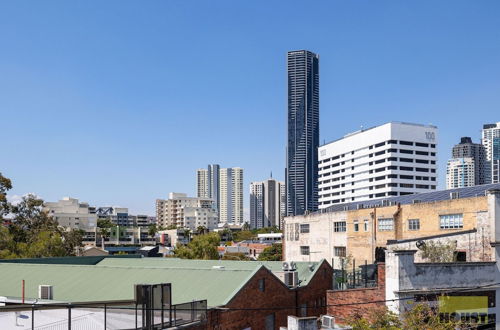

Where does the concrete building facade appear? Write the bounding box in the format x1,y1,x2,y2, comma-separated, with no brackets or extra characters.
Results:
482,122,500,184
219,167,244,225
447,136,488,188
44,197,98,229
446,157,476,189
318,122,438,209
156,193,218,231
250,178,286,229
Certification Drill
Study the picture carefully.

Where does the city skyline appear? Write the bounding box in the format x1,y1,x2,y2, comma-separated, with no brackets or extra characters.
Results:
1,1,500,215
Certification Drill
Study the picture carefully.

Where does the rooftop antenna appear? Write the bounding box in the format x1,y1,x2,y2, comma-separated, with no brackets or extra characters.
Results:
270,171,273,178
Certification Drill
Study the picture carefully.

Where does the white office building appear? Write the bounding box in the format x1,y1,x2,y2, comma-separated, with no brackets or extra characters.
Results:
318,122,438,208
219,167,244,224
250,178,286,229
156,193,218,231
446,158,475,189
482,122,500,184
44,197,98,229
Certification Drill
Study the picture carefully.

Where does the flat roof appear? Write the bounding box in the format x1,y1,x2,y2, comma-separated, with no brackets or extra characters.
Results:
320,121,438,147
318,183,500,214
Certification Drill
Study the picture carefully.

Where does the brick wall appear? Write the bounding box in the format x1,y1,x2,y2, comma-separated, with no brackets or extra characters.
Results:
326,263,385,324
206,261,333,330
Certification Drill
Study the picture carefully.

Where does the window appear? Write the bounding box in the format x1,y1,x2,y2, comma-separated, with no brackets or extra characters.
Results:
259,278,265,292
408,219,420,230
334,246,347,257
334,221,346,232
300,246,310,255
440,214,463,229
364,220,369,232
378,218,394,231
354,221,359,232
300,224,310,233
400,141,413,146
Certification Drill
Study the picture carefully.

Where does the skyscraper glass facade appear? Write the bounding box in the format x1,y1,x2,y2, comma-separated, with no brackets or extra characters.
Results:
286,50,319,216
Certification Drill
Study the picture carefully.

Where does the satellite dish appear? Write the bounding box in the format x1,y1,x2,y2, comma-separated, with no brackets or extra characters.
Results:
416,240,426,250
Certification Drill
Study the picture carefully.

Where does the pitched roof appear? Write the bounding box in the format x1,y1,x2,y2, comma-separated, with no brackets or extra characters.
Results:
0,262,260,307
0,258,326,307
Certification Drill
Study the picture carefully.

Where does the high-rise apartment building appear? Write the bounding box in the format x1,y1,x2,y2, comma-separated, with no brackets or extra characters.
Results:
219,167,244,224
286,50,319,216
446,137,488,189
197,164,221,215
446,158,475,189
250,178,286,229
197,169,209,198
156,193,218,231
317,122,438,208
482,123,500,184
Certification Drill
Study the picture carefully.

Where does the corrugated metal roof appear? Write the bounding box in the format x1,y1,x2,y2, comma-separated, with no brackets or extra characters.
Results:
96,258,322,286
320,183,500,214
0,258,326,307
0,262,260,307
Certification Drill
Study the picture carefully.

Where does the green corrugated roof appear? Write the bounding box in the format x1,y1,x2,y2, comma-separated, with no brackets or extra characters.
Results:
96,258,323,286
0,258,327,307
0,255,140,265
0,262,261,307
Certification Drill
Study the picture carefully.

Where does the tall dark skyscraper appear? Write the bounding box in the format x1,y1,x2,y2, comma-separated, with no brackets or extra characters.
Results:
286,50,319,216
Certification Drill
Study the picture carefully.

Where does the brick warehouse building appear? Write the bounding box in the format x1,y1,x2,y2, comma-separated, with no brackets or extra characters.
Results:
284,183,500,265
0,257,333,329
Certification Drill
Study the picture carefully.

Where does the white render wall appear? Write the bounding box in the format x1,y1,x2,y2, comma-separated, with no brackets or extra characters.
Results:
44,197,97,229
284,211,347,265
318,122,438,208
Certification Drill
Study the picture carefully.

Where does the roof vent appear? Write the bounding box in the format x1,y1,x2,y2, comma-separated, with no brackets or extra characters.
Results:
450,192,460,200
212,265,225,270
38,285,53,300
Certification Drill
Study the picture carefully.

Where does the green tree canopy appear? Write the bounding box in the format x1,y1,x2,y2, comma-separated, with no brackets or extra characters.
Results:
0,173,83,259
175,232,220,260
257,243,282,261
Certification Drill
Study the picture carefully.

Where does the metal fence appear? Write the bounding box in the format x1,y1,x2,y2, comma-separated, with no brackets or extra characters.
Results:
333,259,378,290
0,300,207,330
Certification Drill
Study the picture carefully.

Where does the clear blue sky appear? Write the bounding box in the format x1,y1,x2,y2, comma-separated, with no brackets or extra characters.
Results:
1,1,499,216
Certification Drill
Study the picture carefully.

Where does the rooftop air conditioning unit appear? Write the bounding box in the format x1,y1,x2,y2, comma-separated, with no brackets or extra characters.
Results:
289,261,297,271
321,315,335,329
284,271,299,288
39,285,53,300
282,262,290,271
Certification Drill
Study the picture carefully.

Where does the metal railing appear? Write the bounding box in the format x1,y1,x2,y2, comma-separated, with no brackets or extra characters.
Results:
333,259,378,290
0,300,207,330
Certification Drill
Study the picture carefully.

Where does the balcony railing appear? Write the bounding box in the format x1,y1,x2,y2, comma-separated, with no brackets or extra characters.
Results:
0,299,207,329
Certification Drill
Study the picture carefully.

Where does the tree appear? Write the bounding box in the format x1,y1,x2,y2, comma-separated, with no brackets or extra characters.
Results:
258,243,282,261
346,303,464,330
222,252,251,261
196,226,208,235
0,177,84,259
97,218,114,250
420,240,457,263
174,232,220,260
148,224,159,237
0,173,12,221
